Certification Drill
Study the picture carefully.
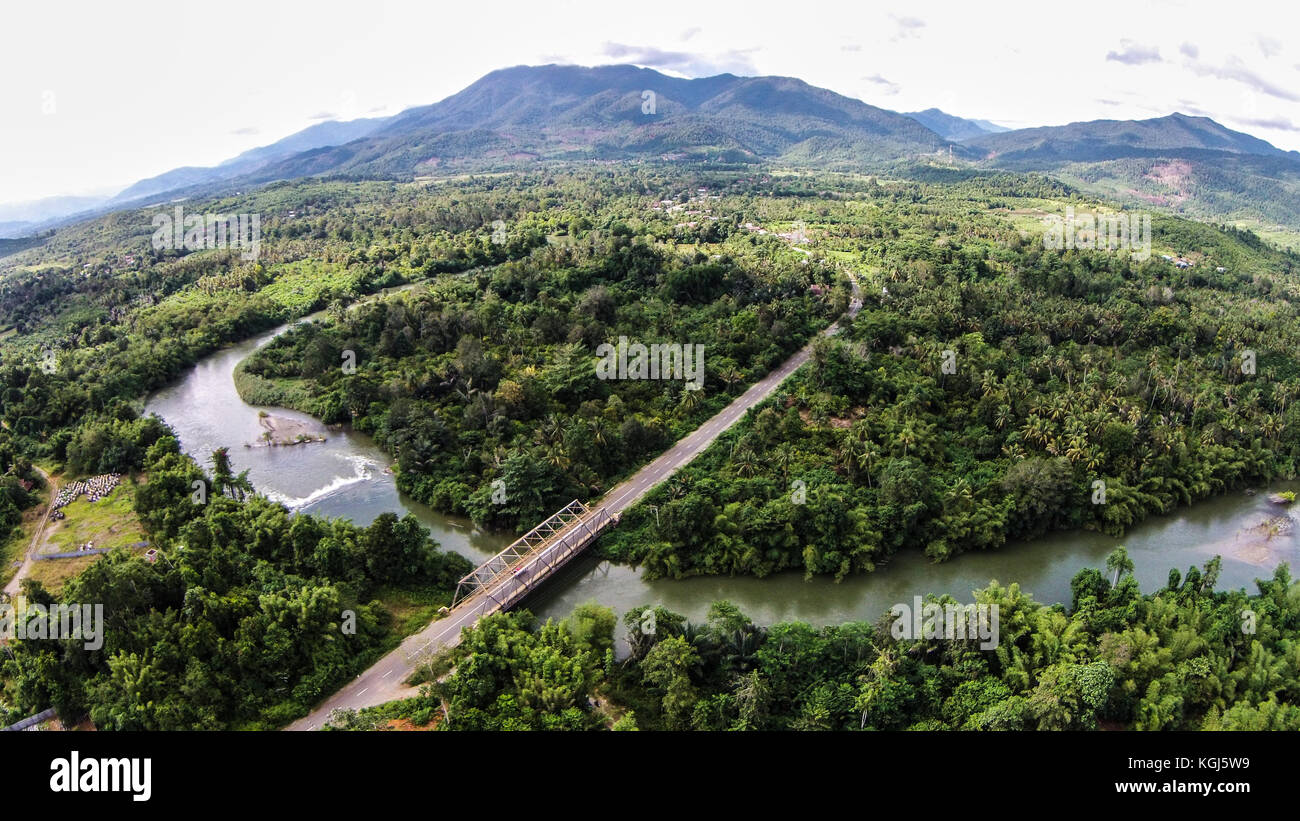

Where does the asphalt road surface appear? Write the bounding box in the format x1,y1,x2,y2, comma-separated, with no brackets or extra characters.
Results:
286,271,862,730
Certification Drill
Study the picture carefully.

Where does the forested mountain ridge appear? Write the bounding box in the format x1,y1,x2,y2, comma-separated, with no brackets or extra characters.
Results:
968,112,1292,162
9,69,1300,246
243,64,957,181
905,108,1007,141
1,65,957,238
968,113,1300,236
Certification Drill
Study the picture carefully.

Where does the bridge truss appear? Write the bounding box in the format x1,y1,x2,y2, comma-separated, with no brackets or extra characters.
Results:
450,500,613,610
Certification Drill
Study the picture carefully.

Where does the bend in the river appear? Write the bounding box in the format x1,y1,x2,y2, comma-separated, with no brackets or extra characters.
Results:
144,283,1300,641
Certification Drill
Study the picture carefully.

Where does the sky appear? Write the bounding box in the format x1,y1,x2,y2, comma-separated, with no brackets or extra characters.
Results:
3,0,1300,207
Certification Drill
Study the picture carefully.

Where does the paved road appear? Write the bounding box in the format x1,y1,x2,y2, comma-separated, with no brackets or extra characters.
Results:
285,510,602,729
286,270,862,730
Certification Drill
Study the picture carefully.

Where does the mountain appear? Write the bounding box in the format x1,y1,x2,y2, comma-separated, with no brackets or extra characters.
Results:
0,115,395,237
244,64,956,181
10,68,1300,240
108,114,395,204
967,113,1300,232
904,108,1007,141
2,67,958,236
0,195,115,238
967,112,1288,164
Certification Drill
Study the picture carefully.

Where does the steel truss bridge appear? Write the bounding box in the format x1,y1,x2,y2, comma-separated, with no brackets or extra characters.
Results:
405,500,616,664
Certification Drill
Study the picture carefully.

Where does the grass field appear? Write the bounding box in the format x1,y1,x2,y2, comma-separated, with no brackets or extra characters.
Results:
43,479,145,555
153,258,359,316
1,529,26,587
232,365,316,409
257,260,359,313
25,555,100,593
19,478,147,594
43,478,145,555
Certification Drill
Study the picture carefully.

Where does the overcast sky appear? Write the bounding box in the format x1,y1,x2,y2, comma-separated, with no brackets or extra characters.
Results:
3,0,1299,206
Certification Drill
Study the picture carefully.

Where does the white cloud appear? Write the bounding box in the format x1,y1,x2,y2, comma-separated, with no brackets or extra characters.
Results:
1107,40,1162,65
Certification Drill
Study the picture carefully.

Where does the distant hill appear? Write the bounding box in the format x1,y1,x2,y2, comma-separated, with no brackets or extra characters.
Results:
968,112,1289,164
0,115,394,236
245,64,957,181
109,114,394,204
0,195,114,239
905,108,1007,141
9,68,1300,240
968,113,1300,231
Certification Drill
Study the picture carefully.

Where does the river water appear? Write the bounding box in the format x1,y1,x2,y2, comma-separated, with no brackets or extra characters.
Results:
145,319,1300,629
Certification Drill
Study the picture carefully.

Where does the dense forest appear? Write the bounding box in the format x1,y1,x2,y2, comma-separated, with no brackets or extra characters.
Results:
600,195,1300,579
237,216,837,529
1,164,1298,730
1,434,469,729
329,552,1300,731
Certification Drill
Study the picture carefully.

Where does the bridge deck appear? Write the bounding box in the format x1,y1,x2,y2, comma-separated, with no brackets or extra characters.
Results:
404,500,616,665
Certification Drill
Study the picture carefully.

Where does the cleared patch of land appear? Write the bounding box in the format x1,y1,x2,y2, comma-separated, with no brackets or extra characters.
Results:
25,555,101,593
23,478,147,594
42,479,145,555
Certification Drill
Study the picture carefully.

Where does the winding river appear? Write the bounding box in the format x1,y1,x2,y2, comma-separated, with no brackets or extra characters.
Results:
144,318,1300,630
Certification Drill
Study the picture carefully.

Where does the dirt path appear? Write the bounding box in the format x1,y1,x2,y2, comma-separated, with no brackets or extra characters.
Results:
3,467,55,598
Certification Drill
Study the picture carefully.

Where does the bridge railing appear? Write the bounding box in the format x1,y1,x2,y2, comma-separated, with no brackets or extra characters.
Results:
406,501,615,666
450,500,612,610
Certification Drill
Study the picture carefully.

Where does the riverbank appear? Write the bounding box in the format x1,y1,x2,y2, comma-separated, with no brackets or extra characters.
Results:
148,273,1299,638
231,279,432,416
233,362,318,412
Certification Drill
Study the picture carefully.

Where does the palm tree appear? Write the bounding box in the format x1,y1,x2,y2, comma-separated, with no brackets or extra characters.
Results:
666,475,692,500
980,370,1000,398
719,366,744,394
1022,415,1052,447
1064,435,1088,464
535,414,564,447
1048,394,1068,421
896,420,920,457
772,444,795,478
1001,441,1027,461
543,443,570,471
1105,545,1135,587
994,404,1012,431
1262,414,1283,441
679,389,703,414
858,443,881,488
731,444,762,478
837,430,866,476
1274,383,1294,415
589,418,611,449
